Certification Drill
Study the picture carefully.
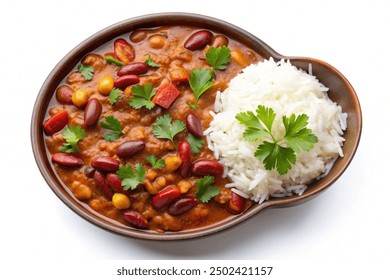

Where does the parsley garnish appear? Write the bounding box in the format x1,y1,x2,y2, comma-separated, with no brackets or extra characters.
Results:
104,56,124,67
206,46,231,70
99,116,123,142
195,176,220,203
235,105,318,175
144,54,160,67
129,83,156,110
151,114,185,146
188,68,214,110
77,63,94,81
186,133,204,154
109,88,124,105
146,154,165,169
116,164,146,190
59,124,86,153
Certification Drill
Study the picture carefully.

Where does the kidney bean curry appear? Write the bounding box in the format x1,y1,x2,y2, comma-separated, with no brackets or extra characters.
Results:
43,25,262,233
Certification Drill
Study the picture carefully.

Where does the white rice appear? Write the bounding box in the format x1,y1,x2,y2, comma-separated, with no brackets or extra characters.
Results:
206,58,347,203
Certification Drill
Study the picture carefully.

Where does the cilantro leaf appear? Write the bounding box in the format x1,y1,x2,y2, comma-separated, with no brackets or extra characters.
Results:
146,154,165,169
59,124,86,153
144,54,160,67
235,111,269,142
256,105,276,133
99,116,123,142
129,83,156,110
116,164,146,190
109,88,123,105
188,68,214,110
283,114,318,152
104,56,124,67
77,64,94,81
206,46,231,70
195,176,220,203
255,142,296,175
236,105,318,175
186,133,204,154
151,114,185,146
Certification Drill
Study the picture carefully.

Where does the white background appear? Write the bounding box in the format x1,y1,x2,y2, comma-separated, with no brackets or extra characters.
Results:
1,0,388,278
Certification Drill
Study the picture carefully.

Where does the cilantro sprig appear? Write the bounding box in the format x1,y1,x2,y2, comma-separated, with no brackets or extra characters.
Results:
144,54,160,67
146,154,165,169
196,176,220,203
206,46,231,70
186,133,204,154
151,114,185,147
59,124,86,153
116,164,146,190
129,83,156,110
109,88,124,105
77,63,94,81
235,105,318,175
99,116,124,142
188,68,214,110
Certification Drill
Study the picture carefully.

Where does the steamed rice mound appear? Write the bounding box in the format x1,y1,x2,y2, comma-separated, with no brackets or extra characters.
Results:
205,59,347,203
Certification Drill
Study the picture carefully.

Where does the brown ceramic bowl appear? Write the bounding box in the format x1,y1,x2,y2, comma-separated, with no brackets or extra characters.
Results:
31,13,362,240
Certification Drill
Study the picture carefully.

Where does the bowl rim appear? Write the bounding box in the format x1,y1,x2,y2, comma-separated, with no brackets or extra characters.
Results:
31,12,362,241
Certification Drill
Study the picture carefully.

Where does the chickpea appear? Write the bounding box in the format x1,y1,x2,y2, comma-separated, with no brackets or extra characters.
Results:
178,179,192,193
155,176,167,188
98,76,114,95
71,89,89,107
112,193,131,210
144,179,160,195
146,170,158,181
73,184,92,201
164,156,182,172
149,34,165,49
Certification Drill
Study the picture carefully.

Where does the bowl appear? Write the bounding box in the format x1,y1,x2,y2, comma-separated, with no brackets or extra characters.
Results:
31,12,362,240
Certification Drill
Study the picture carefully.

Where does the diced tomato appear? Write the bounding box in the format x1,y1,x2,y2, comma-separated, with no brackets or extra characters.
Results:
152,83,181,109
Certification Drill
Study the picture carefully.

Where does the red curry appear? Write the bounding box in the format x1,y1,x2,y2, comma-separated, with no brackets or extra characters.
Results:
43,25,262,232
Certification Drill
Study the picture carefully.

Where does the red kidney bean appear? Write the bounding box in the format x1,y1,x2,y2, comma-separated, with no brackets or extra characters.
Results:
114,74,140,89
191,159,224,177
123,210,148,229
130,30,147,43
168,196,198,216
186,113,203,137
116,140,145,158
91,156,120,172
114,38,135,64
56,85,74,105
106,173,125,193
52,153,83,168
151,185,181,210
117,62,148,76
184,30,213,51
43,111,69,135
211,35,229,48
93,170,113,200
84,98,102,126
178,140,191,177
84,166,95,178
228,191,246,213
